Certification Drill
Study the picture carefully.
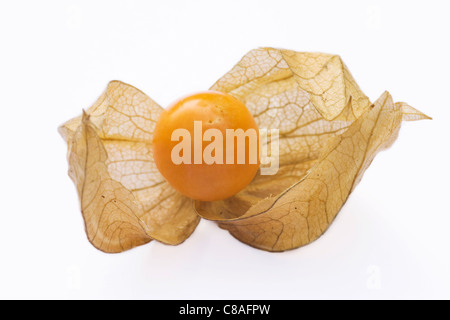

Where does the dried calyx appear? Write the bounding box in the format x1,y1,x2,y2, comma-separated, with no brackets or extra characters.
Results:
59,48,430,253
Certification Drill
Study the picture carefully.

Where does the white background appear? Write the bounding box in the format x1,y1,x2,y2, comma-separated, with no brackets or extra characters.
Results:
0,0,448,300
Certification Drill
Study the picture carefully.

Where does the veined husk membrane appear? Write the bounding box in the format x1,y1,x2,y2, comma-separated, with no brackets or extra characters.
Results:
59,48,430,253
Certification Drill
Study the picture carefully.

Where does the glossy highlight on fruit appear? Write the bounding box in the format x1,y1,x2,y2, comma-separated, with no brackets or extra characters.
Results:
152,91,259,201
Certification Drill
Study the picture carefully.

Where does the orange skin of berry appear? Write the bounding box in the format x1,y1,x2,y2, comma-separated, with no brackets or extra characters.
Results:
153,91,259,201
